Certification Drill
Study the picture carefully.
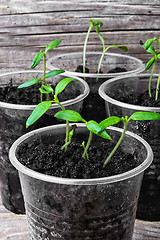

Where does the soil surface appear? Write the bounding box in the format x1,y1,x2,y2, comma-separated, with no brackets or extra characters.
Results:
108,86,160,107
17,139,141,179
0,83,81,104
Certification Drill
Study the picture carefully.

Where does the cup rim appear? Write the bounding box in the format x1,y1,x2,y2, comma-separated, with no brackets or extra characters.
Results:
9,123,153,185
0,70,90,110
46,52,145,78
99,73,160,112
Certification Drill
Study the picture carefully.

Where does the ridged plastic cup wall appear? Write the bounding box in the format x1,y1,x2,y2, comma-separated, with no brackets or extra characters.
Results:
0,71,89,214
9,123,153,239
99,73,160,221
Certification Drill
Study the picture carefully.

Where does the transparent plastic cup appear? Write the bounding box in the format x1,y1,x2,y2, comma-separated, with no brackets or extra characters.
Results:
47,52,145,122
0,71,89,214
99,73,160,221
9,123,153,240
47,52,145,92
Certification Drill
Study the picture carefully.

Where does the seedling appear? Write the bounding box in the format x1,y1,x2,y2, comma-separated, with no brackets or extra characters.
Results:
83,19,103,73
140,37,160,100
96,28,128,76
83,19,128,81
18,39,63,102
26,77,77,149
55,109,160,166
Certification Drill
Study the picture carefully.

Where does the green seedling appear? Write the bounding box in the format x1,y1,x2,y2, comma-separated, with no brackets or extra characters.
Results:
140,37,160,100
18,39,63,102
96,28,128,76
83,19,103,73
26,77,78,149
55,109,160,167
83,19,128,81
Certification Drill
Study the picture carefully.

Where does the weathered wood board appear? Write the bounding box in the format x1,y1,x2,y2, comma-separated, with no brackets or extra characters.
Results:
0,0,159,73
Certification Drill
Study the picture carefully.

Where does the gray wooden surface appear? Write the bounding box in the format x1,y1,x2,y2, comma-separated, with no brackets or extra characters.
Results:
0,0,160,73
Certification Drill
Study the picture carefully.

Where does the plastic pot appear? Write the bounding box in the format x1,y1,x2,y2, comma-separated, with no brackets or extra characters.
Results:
99,73,160,221
0,70,89,214
9,123,153,240
47,52,144,122
47,52,145,93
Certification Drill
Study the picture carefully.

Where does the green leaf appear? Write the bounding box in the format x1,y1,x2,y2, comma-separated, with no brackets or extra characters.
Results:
142,38,158,50
18,78,41,88
45,39,61,53
117,45,128,52
97,129,112,140
146,46,155,54
99,116,122,130
95,25,99,33
31,51,45,69
145,56,155,70
87,120,103,134
92,20,103,27
106,44,128,53
39,85,53,94
45,70,65,79
26,101,52,128
55,78,77,96
89,19,94,28
129,111,160,121
87,120,112,140
55,110,86,122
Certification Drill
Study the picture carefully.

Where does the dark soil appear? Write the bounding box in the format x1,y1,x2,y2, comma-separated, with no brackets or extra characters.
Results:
75,65,127,122
108,85,160,107
17,139,141,179
0,82,81,105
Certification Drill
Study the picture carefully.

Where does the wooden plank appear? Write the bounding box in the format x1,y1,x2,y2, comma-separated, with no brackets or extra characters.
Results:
0,30,158,73
0,0,159,73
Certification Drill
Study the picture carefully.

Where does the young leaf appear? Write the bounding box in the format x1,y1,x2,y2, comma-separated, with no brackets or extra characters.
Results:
92,19,103,27
107,44,128,53
18,78,41,89
97,129,112,140
145,56,155,70
129,111,160,121
45,39,61,53
95,25,100,33
99,116,122,130
146,46,155,54
26,101,53,128
31,51,45,69
55,110,86,122
119,46,128,52
117,45,128,52
87,120,103,134
86,120,112,140
157,54,160,59
142,38,158,50
39,85,53,94
55,78,77,96
44,70,65,79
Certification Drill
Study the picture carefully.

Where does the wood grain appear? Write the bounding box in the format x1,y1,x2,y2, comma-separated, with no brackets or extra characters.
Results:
0,0,159,73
